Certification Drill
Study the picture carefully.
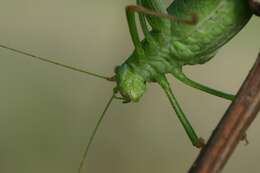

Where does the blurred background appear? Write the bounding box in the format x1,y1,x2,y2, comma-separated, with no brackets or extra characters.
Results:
0,0,259,173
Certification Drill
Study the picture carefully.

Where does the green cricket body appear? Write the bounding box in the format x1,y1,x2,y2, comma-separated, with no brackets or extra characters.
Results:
116,0,252,102
0,1,255,169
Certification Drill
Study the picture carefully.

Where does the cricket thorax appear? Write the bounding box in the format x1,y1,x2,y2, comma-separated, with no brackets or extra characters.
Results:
115,43,176,102
114,36,181,102
114,31,182,103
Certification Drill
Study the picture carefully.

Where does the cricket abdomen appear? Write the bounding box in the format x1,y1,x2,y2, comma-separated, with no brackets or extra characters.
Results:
167,0,252,65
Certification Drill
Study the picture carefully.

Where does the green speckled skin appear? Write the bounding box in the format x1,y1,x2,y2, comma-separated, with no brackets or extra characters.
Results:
116,0,252,101
168,0,252,65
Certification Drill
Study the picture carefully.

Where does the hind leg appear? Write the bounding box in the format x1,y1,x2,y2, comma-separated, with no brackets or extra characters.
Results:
171,69,235,101
157,75,205,148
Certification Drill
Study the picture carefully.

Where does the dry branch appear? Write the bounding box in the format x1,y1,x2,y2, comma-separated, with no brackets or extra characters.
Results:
249,0,260,16
188,53,260,173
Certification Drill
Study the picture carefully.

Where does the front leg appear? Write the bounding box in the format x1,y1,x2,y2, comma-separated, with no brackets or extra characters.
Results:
157,75,205,148
139,0,170,32
125,5,145,56
125,5,197,57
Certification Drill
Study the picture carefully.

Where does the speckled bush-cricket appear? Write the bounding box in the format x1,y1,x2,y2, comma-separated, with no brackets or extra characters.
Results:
0,0,254,172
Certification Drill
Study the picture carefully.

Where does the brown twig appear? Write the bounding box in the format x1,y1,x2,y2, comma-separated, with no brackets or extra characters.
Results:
188,52,260,173
249,0,260,16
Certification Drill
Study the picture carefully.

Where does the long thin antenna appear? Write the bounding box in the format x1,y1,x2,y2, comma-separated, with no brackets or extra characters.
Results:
78,92,115,173
0,44,110,80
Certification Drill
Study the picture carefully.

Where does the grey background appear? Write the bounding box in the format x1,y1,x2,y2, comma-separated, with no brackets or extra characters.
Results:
0,0,259,173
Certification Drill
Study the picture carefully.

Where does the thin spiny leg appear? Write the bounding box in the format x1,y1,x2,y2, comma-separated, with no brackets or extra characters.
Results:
125,5,145,56
125,5,197,57
139,0,170,31
171,70,235,101
136,0,157,46
157,75,205,148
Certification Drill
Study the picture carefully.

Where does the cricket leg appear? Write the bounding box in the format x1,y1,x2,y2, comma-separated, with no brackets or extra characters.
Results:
138,0,174,31
136,0,157,46
171,70,235,101
125,5,145,56
157,75,205,148
125,4,197,56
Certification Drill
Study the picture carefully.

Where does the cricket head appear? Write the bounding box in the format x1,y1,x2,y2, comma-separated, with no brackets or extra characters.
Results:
114,64,146,102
